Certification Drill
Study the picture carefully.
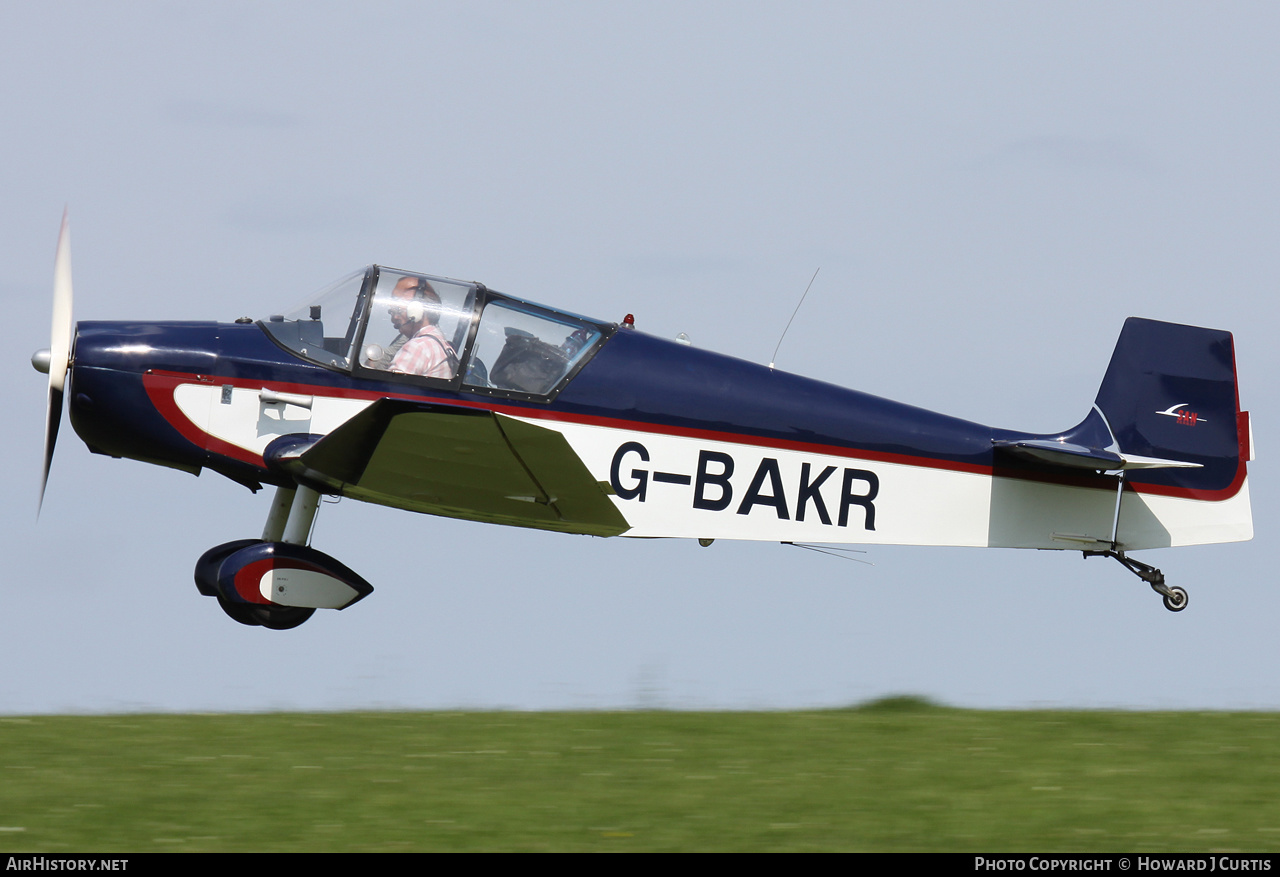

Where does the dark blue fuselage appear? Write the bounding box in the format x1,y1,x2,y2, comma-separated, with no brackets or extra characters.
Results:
66,316,1060,495
68,312,1242,501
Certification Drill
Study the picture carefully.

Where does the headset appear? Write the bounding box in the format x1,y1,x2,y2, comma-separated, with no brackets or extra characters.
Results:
392,277,439,325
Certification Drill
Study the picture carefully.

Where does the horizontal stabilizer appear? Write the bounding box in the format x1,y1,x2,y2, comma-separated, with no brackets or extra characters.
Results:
993,439,1202,472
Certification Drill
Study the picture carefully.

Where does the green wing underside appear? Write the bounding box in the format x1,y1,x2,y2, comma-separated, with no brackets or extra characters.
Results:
291,400,629,536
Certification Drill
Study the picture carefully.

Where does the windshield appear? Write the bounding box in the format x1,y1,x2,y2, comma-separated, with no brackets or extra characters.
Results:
260,268,370,369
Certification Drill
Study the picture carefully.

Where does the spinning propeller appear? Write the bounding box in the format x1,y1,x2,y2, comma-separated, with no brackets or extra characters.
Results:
32,209,74,514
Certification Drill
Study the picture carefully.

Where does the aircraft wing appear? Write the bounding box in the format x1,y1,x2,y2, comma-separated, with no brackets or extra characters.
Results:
274,399,629,536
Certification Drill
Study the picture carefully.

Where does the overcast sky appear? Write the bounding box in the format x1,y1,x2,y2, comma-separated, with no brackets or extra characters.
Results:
3,1,1278,713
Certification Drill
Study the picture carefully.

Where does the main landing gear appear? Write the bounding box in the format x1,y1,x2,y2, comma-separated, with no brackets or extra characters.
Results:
1084,549,1188,612
193,484,373,630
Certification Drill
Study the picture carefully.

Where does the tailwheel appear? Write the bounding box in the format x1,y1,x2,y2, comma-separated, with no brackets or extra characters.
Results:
1084,549,1189,613
1160,586,1189,613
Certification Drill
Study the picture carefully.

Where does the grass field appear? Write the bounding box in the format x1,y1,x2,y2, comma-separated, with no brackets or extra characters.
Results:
2,698,1278,852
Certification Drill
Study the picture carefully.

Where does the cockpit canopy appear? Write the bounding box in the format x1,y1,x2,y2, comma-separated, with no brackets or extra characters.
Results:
261,266,612,399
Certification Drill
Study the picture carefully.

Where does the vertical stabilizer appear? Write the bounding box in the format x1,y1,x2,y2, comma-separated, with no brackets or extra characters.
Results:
1096,318,1252,548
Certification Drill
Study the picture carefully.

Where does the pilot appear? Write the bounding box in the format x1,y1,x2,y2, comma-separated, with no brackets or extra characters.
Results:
385,276,457,379
368,275,421,368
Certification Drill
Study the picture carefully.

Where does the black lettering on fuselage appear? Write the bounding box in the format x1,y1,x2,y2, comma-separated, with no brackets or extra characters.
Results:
609,442,880,531
652,472,692,485
610,441,650,501
838,468,879,530
693,450,735,511
736,457,789,519
796,462,835,525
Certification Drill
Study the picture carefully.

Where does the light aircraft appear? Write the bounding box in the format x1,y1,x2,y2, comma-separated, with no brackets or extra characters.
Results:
34,215,1253,629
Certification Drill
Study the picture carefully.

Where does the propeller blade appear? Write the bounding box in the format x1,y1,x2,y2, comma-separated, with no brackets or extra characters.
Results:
39,385,63,515
50,209,72,393
39,209,74,514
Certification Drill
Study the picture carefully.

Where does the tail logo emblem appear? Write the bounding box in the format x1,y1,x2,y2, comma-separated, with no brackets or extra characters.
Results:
1156,403,1206,425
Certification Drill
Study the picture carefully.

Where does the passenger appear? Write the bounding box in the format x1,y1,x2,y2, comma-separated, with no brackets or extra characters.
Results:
385,276,457,379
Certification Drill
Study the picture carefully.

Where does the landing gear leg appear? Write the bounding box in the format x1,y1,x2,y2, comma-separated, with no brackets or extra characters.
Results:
198,481,370,629
261,484,295,542
198,483,326,630
261,483,320,544
1084,549,1188,612
281,484,320,545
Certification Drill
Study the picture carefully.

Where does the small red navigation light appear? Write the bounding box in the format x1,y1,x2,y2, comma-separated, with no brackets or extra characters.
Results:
622,313,635,329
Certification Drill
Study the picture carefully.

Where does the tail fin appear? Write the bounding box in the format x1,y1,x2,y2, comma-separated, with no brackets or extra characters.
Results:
1096,318,1252,548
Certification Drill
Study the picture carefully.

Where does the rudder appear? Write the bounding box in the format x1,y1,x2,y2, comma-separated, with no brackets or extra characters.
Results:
1097,318,1252,547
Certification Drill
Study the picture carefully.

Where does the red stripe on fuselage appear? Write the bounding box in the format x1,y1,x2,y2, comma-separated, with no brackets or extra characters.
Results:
141,370,1247,502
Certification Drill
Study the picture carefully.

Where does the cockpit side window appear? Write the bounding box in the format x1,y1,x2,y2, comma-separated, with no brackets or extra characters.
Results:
359,270,477,381
463,298,605,397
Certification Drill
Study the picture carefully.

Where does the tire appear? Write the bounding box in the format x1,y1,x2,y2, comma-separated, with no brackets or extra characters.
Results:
217,594,262,626
216,595,314,629
253,606,315,630
1162,587,1189,612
